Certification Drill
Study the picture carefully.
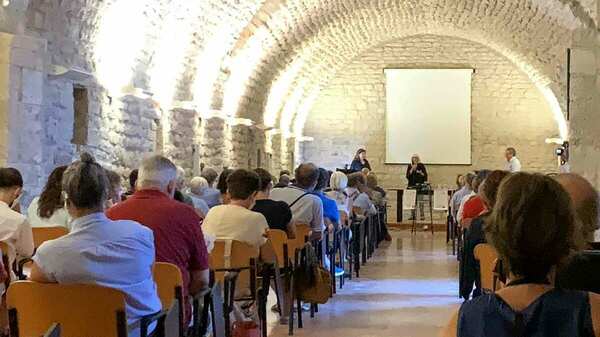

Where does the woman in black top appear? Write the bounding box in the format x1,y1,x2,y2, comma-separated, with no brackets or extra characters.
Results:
350,148,371,172
406,154,428,187
252,168,295,238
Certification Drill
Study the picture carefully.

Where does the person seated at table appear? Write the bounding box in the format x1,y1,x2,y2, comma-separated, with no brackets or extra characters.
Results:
442,172,600,337
27,165,71,230
30,153,162,334
252,168,295,239
461,170,510,300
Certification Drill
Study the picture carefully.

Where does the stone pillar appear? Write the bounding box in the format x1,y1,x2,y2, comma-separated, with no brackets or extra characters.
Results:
0,32,46,197
569,29,600,187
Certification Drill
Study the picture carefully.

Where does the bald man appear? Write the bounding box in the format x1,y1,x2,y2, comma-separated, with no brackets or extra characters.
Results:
555,173,600,242
555,173,600,294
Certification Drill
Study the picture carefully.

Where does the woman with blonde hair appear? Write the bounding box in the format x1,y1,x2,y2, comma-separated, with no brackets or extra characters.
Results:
406,154,428,187
326,171,350,217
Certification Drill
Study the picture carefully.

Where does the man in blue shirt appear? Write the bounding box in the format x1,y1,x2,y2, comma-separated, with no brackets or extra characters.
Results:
312,168,339,228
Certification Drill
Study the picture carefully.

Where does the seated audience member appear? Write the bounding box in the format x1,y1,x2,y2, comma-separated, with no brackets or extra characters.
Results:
461,170,510,300
174,166,194,207
270,163,324,241
346,172,376,217
274,174,291,188
105,170,123,207
458,170,490,227
203,169,276,262
326,171,350,217
313,168,340,229
0,168,34,275
188,177,210,218
107,155,209,327
252,168,295,239
27,165,71,230
216,168,234,205
30,153,161,331
366,173,386,207
200,168,222,208
455,174,464,191
450,173,475,221
443,173,600,337
555,173,600,294
122,169,138,200
366,173,392,241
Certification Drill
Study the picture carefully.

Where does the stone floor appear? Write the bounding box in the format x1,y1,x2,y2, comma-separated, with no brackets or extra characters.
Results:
267,229,461,337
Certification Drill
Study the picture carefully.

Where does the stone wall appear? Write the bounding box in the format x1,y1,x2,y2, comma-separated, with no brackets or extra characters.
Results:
303,35,560,221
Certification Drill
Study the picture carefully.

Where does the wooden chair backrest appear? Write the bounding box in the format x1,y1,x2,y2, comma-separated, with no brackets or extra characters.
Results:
153,262,183,309
209,240,259,288
474,244,499,292
287,224,311,255
267,230,288,267
7,281,127,337
32,227,69,249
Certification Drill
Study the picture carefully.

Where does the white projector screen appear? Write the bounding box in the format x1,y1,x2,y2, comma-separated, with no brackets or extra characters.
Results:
385,69,472,165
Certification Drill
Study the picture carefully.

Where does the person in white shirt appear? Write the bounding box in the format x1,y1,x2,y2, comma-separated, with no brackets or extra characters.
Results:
27,165,71,230
0,167,34,281
30,153,161,336
188,177,210,218
270,163,325,241
504,147,522,172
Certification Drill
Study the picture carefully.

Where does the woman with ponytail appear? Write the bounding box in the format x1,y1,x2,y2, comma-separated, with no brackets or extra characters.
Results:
29,153,162,334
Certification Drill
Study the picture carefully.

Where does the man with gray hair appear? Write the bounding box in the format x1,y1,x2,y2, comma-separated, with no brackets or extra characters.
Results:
270,163,324,241
199,167,222,208
188,177,210,218
107,155,210,329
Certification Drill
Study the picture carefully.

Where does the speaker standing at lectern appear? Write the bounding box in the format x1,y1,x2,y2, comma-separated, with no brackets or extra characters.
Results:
406,154,428,187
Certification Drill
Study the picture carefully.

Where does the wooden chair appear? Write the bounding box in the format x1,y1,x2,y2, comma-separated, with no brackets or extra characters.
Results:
17,227,69,280
153,263,184,337
474,244,499,293
209,240,263,337
6,281,167,337
266,230,295,335
43,323,61,337
32,227,69,249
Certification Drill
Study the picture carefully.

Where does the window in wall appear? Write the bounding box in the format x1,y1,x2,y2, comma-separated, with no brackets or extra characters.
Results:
71,86,89,146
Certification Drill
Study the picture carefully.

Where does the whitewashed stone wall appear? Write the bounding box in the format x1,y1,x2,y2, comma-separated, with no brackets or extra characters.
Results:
303,35,560,221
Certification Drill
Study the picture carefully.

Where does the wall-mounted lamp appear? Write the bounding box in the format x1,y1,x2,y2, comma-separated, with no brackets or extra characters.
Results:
297,136,314,142
545,137,565,145
2,0,10,8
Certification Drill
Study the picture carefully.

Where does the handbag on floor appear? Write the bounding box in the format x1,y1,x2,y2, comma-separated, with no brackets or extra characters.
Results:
294,243,332,304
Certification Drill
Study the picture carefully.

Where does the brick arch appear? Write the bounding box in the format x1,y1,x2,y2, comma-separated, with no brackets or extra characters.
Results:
224,0,595,140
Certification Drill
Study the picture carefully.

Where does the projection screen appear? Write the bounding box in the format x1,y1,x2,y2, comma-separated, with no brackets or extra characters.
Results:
385,68,473,165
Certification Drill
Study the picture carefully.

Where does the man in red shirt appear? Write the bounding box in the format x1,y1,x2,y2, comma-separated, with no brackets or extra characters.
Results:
107,155,209,327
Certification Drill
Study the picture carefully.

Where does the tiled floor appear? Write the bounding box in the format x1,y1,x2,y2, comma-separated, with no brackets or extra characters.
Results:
267,229,461,337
